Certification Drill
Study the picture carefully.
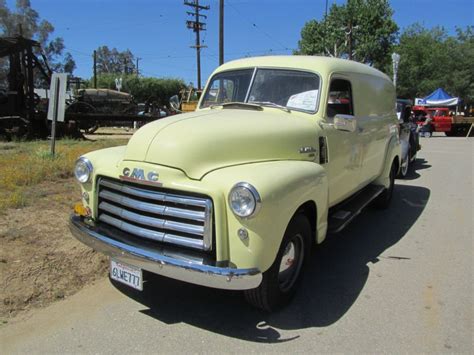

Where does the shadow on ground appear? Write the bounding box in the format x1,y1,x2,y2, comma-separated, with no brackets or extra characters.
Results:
111,184,430,343
398,158,431,180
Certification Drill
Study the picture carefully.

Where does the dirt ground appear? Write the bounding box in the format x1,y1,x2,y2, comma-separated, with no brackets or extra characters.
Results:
0,176,108,323
0,129,134,323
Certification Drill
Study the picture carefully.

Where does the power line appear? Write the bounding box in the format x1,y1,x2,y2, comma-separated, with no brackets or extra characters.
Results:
65,47,91,57
54,16,167,32
226,0,292,51
135,47,296,61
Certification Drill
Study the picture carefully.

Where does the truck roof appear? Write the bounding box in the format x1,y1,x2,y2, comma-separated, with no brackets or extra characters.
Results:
214,55,391,82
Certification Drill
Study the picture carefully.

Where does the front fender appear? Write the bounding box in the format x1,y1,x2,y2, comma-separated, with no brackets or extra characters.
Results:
203,160,328,273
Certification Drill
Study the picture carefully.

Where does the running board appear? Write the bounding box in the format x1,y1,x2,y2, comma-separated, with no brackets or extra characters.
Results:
328,185,385,234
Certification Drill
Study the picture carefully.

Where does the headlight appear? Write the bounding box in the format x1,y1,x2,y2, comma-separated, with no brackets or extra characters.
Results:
74,157,93,183
229,182,261,218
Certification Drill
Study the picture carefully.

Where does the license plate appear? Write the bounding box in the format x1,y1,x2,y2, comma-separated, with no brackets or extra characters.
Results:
110,259,143,291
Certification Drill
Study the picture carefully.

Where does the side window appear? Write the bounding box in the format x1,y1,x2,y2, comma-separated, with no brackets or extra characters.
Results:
326,79,354,118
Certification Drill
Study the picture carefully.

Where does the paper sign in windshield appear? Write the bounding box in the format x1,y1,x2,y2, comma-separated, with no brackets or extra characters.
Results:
287,90,318,111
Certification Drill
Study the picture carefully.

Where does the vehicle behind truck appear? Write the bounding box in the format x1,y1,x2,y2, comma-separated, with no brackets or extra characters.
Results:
413,106,474,137
70,56,400,311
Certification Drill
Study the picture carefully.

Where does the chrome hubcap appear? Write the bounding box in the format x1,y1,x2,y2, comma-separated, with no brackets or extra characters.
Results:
278,234,304,292
401,155,409,175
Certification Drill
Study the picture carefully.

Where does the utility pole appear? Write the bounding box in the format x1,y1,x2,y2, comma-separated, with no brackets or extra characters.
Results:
219,0,224,65
93,50,97,88
123,57,128,74
136,57,141,77
348,20,353,60
323,0,328,56
185,0,209,90
342,20,359,60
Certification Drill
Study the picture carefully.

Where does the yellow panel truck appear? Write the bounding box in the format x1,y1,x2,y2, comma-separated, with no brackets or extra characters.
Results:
70,56,400,311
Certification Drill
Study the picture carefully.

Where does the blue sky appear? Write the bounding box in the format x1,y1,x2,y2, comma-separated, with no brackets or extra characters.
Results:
7,0,474,85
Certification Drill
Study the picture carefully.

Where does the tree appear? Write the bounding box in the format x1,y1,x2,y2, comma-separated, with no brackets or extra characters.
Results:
296,0,398,69
395,24,474,107
87,73,186,105
445,27,474,107
0,0,76,86
95,46,136,75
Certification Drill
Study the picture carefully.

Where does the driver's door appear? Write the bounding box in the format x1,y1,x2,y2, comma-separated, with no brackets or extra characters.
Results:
322,77,363,206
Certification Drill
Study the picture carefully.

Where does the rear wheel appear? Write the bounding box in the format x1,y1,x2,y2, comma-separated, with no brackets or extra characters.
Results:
398,151,410,179
244,214,311,312
374,160,396,209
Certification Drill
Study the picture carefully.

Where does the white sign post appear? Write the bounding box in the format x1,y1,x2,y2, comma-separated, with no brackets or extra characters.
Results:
47,73,68,156
115,77,122,92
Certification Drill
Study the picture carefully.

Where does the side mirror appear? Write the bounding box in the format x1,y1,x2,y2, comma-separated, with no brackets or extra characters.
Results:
334,114,357,132
169,95,181,112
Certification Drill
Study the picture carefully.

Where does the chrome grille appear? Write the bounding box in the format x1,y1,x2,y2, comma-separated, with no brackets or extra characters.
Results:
97,178,213,251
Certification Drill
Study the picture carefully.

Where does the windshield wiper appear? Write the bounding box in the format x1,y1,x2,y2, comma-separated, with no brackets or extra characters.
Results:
209,102,263,111
248,101,291,112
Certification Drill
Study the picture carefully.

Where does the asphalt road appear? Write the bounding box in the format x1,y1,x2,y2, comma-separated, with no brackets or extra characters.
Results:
1,134,472,354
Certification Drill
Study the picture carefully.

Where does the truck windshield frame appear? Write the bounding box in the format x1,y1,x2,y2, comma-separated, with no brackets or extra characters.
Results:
200,67,321,114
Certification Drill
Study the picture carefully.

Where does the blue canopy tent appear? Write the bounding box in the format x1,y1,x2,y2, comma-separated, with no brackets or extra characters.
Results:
415,88,460,106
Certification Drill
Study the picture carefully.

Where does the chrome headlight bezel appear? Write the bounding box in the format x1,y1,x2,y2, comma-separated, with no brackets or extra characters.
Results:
228,182,261,218
74,157,93,183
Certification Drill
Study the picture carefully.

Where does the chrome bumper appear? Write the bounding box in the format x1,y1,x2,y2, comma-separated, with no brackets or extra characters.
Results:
69,215,262,290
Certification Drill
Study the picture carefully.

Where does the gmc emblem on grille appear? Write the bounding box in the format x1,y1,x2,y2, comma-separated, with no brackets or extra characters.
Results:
121,167,159,182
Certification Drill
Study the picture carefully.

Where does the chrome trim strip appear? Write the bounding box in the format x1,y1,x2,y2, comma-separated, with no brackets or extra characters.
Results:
99,201,205,236
203,199,213,251
99,214,164,242
99,190,206,222
99,179,208,208
162,234,204,250
69,215,262,290
244,67,258,103
99,214,205,250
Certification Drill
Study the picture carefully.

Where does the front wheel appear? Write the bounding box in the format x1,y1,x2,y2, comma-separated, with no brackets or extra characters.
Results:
244,214,311,312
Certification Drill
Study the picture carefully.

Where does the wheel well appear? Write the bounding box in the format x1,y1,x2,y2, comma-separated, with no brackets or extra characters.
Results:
296,201,317,246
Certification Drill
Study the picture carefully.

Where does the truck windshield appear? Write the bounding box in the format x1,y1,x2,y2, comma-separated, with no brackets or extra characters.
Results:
200,68,320,113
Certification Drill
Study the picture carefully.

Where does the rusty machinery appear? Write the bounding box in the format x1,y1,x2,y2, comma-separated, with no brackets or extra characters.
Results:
0,36,52,139
1,36,164,141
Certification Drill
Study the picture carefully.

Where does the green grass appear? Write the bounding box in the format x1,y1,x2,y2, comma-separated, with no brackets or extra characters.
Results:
0,139,128,210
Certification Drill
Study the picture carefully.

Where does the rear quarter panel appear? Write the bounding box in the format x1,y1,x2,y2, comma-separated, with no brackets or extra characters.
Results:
351,72,397,185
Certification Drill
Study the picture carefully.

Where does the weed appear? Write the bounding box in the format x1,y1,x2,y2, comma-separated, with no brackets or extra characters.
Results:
0,139,127,209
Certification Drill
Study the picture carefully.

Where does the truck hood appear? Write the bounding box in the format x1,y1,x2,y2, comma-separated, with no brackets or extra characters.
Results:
123,109,317,180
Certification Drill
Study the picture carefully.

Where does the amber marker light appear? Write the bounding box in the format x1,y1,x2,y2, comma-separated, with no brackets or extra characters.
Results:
74,202,90,217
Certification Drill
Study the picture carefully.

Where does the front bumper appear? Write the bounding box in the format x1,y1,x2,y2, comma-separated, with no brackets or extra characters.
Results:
69,215,262,290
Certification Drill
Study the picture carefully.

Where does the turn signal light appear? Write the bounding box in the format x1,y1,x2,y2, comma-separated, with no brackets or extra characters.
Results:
74,202,90,217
